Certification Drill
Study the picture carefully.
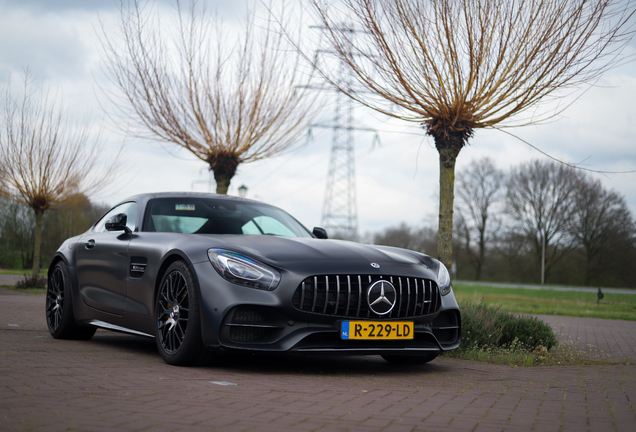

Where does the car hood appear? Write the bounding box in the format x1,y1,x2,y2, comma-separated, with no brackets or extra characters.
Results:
197,234,439,277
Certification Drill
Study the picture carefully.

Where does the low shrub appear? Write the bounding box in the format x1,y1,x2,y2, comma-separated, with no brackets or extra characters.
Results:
457,301,504,349
15,275,47,289
497,314,558,350
458,300,557,351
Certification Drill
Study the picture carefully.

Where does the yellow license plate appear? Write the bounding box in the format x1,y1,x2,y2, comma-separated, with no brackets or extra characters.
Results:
341,321,414,340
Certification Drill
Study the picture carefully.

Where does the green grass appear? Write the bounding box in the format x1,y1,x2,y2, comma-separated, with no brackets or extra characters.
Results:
1,285,46,294
454,283,636,321
0,268,47,276
444,340,624,367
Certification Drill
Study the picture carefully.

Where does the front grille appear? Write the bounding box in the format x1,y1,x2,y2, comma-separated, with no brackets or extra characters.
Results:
292,275,440,318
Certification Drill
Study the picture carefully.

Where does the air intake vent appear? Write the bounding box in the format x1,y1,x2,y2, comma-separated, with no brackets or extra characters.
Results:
432,310,460,344
292,275,440,319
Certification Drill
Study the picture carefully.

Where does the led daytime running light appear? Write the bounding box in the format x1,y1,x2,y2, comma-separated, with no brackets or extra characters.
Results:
208,249,280,290
437,262,452,296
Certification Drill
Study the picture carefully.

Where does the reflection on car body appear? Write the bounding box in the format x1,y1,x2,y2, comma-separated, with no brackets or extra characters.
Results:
46,192,460,365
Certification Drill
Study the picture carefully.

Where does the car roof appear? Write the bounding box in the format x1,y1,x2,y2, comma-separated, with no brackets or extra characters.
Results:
117,192,261,206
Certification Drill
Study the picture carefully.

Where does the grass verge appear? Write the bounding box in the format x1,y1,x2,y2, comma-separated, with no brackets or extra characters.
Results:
0,268,47,277
1,285,46,294
454,283,636,321
446,300,627,367
444,340,624,367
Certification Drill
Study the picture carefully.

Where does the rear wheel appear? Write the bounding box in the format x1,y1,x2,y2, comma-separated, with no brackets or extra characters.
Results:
46,261,96,340
155,261,208,366
381,353,438,365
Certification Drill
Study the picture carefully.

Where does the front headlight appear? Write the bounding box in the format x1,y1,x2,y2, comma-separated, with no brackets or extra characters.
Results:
437,262,452,296
207,249,281,290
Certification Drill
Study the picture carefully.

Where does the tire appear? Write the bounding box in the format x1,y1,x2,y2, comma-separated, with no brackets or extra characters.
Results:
381,353,438,365
155,261,208,366
46,261,96,340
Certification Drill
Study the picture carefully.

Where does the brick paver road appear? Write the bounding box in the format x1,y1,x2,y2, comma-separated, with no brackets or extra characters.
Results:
1,287,635,432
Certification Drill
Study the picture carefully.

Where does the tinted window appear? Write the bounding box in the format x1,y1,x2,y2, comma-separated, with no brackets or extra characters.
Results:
143,198,311,238
93,202,138,233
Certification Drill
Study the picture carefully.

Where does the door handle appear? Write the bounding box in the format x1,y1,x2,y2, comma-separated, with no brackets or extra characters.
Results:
84,239,95,249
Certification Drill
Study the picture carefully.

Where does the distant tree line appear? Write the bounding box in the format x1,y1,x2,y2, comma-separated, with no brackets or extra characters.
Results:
0,197,108,271
372,158,636,288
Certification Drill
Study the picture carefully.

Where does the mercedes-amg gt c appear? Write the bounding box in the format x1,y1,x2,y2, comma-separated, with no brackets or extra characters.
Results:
46,192,460,365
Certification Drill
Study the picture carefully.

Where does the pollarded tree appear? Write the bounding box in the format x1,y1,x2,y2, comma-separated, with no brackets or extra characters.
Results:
101,0,321,194
0,75,114,278
309,0,635,270
373,221,437,255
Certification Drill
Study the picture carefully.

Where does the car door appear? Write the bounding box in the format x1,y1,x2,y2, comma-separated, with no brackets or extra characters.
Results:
76,202,138,315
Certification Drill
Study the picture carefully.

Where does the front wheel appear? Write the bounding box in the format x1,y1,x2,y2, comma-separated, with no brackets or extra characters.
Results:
155,261,208,366
381,353,438,365
46,261,96,340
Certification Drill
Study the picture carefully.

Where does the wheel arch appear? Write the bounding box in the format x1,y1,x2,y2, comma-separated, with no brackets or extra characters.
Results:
48,253,69,279
153,251,201,303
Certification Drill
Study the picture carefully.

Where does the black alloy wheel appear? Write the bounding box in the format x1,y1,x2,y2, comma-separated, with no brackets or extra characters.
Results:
46,265,65,332
46,261,96,340
155,261,208,366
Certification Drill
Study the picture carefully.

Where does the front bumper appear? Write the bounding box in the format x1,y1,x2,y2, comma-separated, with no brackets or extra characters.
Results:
193,261,461,355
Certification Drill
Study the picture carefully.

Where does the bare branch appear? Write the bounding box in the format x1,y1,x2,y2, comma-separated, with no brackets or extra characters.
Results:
0,72,118,276
310,0,635,135
309,0,635,269
100,0,322,193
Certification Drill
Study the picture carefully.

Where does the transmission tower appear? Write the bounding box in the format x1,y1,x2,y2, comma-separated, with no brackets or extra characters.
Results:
321,55,358,240
310,26,379,240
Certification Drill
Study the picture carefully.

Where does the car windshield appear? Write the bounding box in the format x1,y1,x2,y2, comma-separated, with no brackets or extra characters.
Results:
142,197,312,238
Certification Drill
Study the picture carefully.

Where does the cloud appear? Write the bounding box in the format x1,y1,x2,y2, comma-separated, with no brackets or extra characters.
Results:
1,0,635,236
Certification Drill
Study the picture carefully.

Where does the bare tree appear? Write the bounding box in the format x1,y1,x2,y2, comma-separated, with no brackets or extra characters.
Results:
455,157,504,280
101,0,320,194
373,221,437,254
505,160,578,284
570,176,635,285
0,75,113,278
0,199,35,270
309,0,635,270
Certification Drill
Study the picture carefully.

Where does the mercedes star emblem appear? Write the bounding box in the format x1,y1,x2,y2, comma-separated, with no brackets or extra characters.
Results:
367,280,397,315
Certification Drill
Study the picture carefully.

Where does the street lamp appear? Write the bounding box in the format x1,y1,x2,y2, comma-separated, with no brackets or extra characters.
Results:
238,184,248,198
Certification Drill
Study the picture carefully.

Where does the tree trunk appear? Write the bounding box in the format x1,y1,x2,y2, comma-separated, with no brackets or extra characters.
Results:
476,222,486,280
208,153,240,195
475,259,483,281
435,140,463,272
32,209,44,278
214,172,232,195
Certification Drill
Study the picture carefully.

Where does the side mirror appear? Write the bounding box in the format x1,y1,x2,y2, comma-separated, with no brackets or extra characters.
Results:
312,227,328,239
105,213,132,234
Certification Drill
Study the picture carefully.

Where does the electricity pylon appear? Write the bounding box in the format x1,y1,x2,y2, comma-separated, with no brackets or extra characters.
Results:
321,57,359,240
310,25,379,241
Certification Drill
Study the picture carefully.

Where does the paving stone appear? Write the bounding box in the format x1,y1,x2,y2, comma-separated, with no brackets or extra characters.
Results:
1,288,636,432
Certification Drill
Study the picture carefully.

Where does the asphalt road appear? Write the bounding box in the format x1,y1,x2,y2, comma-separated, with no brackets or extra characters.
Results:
1,287,635,431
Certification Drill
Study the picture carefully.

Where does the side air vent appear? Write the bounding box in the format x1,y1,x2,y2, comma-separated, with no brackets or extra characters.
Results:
129,257,148,278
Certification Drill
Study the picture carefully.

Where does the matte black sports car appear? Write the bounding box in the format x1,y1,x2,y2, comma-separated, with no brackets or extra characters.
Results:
46,192,460,366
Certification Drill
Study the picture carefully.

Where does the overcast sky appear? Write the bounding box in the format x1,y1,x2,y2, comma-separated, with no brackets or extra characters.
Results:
1,0,635,236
